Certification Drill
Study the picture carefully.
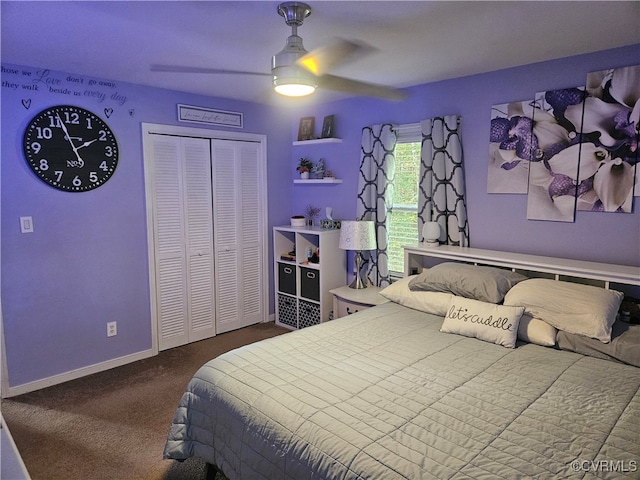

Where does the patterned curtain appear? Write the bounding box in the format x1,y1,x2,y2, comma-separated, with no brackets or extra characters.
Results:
356,124,397,287
418,115,470,246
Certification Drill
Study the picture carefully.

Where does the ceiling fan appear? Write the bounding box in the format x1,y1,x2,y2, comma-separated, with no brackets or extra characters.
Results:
151,2,406,101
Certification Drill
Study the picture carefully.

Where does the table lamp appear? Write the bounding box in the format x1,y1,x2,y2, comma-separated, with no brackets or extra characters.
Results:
339,220,377,289
423,221,441,246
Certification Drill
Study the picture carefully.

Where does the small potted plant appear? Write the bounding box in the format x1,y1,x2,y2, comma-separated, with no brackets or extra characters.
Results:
305,204,321,226
297,158,313,179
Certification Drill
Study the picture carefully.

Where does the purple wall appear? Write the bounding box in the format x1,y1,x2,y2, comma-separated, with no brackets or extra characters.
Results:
288,45,640,267
2,44,638,391
1,64,291,388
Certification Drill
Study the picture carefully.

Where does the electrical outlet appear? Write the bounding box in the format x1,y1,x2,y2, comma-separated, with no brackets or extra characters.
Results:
107,321,117,337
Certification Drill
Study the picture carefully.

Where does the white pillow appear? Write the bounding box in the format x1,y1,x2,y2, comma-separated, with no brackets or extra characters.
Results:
518,314,557,347
380,276,452,316
441,295,524,348
504,279,623,343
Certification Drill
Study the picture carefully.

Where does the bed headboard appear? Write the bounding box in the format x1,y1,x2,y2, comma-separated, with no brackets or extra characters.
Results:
403,244,640,296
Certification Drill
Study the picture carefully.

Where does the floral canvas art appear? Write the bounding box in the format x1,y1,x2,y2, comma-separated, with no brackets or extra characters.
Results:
487,101,532,194
486,64,638,221
526,87,585,222
569,65,639,213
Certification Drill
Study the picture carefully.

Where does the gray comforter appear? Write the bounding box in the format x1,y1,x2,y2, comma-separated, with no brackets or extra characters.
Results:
164,302,640,479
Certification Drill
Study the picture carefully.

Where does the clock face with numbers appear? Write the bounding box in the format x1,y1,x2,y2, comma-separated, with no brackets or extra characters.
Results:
23,105,118,192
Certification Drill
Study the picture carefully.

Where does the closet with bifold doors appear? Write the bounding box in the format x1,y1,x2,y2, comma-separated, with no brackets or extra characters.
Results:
142,123,268,351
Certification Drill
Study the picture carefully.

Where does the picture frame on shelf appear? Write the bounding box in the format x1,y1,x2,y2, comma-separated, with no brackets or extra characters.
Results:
321,115,335,138
297,117,315,141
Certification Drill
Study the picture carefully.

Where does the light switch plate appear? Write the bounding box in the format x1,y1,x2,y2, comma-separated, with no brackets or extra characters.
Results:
20,216,34,233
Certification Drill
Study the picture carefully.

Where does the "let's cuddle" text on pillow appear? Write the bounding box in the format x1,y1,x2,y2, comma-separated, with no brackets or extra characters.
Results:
441,296,525,348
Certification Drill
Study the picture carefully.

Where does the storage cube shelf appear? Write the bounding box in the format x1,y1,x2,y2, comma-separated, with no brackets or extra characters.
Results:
274,226,346,330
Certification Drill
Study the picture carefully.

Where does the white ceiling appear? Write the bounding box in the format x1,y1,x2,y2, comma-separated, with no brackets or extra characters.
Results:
2,1,639,105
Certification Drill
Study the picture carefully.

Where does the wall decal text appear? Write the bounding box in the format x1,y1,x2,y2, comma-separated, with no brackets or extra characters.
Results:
1,66,128,107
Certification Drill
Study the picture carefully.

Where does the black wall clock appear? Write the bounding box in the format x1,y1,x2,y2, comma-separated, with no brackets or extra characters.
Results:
23,105,118,192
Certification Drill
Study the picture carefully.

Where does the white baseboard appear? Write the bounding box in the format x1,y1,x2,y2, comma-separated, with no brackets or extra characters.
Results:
2,348,155,398
1,414,31,479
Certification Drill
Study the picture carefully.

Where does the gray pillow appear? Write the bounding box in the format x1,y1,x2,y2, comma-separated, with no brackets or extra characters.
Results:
408,262,527,303
557,321,640,367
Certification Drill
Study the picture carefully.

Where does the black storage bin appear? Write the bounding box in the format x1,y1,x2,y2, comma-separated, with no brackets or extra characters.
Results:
300,267,320,301
277,262,296,295
278,294,298,329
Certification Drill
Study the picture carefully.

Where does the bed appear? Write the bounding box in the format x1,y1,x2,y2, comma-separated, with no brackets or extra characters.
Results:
164,247,640,479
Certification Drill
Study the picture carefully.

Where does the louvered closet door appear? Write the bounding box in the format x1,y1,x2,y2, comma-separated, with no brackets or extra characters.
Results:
150,136,188,350
182,138,216,343
150,135,215,350
211,140,264,333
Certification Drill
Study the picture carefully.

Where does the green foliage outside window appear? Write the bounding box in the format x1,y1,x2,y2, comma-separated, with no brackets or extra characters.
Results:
388,142,420,274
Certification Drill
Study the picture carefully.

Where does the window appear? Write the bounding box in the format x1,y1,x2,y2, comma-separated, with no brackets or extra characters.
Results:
387,124,421,276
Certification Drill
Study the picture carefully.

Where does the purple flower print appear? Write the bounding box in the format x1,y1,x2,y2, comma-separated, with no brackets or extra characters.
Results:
548,173,576,198
490,116,538,168
544,88,584,118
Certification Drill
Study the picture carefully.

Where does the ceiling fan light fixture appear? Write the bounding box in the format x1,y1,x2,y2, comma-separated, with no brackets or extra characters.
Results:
272,33,317,97
273,66,317,96
156,1,403,101
274,83,316,97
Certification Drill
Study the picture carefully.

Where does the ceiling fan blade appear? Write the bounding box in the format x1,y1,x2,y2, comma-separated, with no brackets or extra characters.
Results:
297,38,374,76
318,74,407,101
151,64,270,76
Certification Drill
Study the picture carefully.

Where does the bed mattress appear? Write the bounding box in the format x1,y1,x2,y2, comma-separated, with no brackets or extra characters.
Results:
164,302,640,479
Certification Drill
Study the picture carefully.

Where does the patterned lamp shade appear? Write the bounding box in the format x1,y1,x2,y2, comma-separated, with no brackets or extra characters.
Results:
339,221,376,289
339,221,376,251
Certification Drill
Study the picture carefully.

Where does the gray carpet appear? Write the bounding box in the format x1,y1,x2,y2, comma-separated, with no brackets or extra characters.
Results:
1,322,288,480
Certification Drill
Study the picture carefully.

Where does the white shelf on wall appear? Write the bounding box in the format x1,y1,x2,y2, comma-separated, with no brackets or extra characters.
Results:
293,138,342,146
293,178,343,184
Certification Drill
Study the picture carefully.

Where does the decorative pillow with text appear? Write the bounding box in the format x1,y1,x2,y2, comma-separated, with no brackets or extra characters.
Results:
441,295,525,348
